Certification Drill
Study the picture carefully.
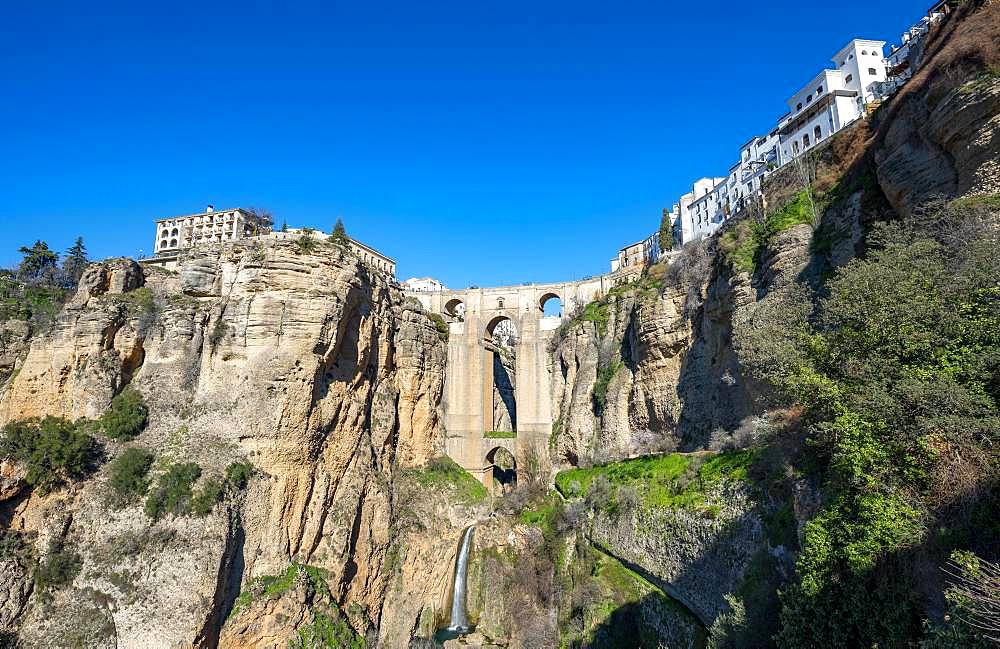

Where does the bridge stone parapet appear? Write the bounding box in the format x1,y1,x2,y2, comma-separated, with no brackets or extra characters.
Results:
405,271,636,488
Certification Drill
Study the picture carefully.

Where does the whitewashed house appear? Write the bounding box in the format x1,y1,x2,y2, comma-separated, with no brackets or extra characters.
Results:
403,277,447,292
779,39,887,162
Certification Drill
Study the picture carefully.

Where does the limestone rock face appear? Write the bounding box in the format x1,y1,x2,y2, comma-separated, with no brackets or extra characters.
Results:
549,253,761,464
877,76,1000,216
588,481,769,627
0,240,447,648
0,320,31,385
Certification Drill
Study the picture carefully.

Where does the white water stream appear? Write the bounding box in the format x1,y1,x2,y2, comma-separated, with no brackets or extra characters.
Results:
447,526,475,632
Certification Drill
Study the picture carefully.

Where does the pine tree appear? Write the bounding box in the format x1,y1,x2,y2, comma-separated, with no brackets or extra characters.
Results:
331,218,348,246
17,240,59,282
63,237,89,283
658,209,673,253
280,220,288,233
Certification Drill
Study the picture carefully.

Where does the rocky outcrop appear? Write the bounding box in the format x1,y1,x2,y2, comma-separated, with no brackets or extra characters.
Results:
549,257,761,464
0,240,448,647
875,2,1000,214
589,481,771,627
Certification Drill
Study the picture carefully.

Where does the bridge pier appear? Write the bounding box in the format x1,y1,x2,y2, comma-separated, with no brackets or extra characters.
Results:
411,276,623,481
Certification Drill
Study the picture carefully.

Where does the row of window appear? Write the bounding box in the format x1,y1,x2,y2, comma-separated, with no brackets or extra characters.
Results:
796,84,826,112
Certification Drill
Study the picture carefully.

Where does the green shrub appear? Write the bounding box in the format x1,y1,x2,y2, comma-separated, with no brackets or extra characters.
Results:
34,537,82,593
294,234,319,254
190,477,223,516
99,387,149,441
0,530,35,570
428,312,449,342
592,360,624,413
0,416,100,493
289,612,366,649
484,430,516,439
403,455,488,504
224,460,254,490
578,300,610,336
144,462,201,520
107,447,154,506
555,450,752,511
230,563,331,619
751,202,1000,647
720,189,817,273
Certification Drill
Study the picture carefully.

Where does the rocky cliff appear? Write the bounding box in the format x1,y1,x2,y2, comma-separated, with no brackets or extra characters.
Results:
0,239,447,648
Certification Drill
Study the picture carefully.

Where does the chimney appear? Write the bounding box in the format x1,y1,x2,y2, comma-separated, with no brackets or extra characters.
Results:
206,204,214,213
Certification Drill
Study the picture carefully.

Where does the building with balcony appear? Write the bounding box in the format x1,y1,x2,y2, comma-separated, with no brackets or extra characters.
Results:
145,206,395,277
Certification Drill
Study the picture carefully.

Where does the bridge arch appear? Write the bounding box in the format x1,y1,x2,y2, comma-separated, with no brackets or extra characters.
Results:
484,316,518,436
539,292,562,317
484,314,516,341
484,446,516,493
445,298,465,321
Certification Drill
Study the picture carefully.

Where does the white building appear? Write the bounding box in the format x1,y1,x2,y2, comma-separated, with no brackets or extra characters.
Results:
403,277,447,292
154,206,263,254
729,131,781,213
677,177,726,244
146,206,396,276
778,39,887,162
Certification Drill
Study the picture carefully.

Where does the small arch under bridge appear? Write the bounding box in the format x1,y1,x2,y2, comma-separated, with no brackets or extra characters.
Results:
406,273,631,489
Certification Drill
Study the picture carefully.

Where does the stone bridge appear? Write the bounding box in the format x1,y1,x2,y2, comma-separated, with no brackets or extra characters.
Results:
406,271,635,490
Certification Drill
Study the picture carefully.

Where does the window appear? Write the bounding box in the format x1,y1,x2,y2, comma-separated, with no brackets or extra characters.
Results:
845,74,854,83
816,85,823,93
861,50,868,55
793,141,800,154
849,54,854,60
796,102,803,111
868,68,877,75
807,94,813,103
803,133,811,148
814,125,823,141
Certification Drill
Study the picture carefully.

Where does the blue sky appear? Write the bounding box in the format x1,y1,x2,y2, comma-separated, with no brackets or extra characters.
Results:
1,0,928,287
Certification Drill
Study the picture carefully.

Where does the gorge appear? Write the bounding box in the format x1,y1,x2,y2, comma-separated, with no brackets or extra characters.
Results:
1,2,999,648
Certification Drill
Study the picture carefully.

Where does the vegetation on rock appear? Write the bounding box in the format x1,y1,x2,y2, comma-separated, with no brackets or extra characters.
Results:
107,447,155,506
732,200,1000,647
99,386,149,441
403,455,488,504
0,416,101,493
556,451,751,511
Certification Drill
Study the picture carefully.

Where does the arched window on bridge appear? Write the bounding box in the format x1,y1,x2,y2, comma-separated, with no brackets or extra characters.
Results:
445,298,465,322
485,316,518,436
484,446,516,494
539,293,562,317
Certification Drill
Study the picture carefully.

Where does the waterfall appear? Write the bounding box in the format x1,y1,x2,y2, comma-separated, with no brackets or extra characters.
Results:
447,526,475,632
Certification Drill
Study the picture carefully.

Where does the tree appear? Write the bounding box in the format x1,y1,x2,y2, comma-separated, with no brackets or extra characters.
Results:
17,240,58,282
658,209,673,252
246,207,274,235
63,237,88,283
280,220,288,232
331,218,349,246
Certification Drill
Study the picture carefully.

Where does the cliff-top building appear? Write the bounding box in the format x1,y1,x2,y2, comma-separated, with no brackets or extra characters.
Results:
145,205,396,277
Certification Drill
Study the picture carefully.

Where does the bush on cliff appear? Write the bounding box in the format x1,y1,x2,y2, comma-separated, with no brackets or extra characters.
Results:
738,200,1000,647
403,455,487,504
144,462,201,520
107,447,155,506
34,536,82,595
0,416,100,493
99,386,149,441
